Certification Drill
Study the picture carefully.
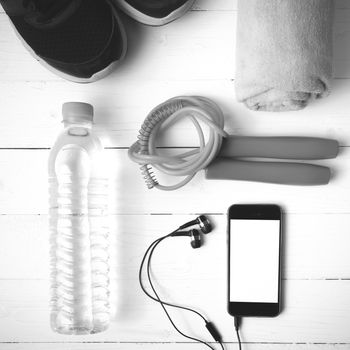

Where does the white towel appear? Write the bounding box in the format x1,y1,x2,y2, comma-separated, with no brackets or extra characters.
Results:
235,0,334,112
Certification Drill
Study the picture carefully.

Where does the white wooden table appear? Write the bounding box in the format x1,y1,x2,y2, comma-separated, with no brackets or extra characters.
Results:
1,1,350,349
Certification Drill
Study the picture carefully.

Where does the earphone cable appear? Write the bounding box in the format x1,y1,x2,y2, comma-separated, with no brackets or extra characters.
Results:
234,316,242,350
139,226,225,349
138,233,209,324
145,237,217,350
236,329,242,350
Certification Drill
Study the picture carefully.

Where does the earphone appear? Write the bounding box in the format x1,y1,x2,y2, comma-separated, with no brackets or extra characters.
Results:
139,215,226,350
170,229,202,248
170,215,212,249
178,215,212,234
170,215,213,249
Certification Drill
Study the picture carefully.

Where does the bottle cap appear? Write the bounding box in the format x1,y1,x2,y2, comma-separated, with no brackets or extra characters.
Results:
62,102,93,124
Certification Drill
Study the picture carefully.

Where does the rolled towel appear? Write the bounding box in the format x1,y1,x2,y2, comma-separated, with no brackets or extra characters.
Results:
235,0,334,112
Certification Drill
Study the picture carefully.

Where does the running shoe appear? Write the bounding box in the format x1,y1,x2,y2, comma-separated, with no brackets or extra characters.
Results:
113,0,195,26
0,0,127,82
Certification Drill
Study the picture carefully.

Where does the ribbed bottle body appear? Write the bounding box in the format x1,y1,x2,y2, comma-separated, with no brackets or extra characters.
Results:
49,128,110,335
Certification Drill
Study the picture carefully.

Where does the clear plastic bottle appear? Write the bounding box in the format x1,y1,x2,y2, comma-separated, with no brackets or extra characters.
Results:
48,102,110,335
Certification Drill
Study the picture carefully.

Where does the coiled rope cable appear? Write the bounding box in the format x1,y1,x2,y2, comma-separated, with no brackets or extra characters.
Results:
128,96,228,191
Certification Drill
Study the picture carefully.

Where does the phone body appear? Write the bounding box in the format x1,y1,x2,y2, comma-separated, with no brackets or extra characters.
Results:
228,204,282,317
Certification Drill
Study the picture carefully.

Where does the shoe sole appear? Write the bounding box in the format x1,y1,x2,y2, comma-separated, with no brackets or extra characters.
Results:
114,0,195,26
7,5,127,83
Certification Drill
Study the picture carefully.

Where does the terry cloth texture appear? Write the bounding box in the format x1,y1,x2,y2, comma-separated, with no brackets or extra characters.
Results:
235,0,334,112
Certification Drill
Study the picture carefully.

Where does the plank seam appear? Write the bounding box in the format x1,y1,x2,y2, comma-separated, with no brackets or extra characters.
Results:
0,146,348,150
0,341,350,345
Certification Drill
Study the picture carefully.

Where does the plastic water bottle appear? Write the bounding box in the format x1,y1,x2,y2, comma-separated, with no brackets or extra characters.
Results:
48,102,110,334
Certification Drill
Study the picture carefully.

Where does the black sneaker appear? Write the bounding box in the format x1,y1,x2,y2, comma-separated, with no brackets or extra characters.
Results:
0,0,127,83
113,0,195,26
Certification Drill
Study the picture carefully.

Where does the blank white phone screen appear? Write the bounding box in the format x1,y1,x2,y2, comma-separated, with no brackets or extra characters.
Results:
229,219,280,303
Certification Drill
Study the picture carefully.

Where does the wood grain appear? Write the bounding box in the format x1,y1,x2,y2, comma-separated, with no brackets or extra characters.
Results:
1,279,350,343
0,214,350,281
0,5,349,83
0,149,347,215
1,344,350,350
0,0,349,349
1,79,350,149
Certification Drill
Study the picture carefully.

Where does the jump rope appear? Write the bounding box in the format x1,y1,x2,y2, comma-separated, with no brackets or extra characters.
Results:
131,96,339,349
128,96,339,190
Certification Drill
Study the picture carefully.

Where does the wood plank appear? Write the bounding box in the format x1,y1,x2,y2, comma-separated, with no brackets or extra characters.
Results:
194,0,350,11
0,279,350,343
0,148,347,215
0,7,348,82
1,214,350,281
1,344,350,350
193,0,237,11
1,78,350,148
0,11,236,82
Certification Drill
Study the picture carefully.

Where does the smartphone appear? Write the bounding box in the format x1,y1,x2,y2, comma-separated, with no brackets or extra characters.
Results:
228,204,282,317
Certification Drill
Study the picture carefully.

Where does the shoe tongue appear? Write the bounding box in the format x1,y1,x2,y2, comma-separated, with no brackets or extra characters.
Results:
2,0,81,28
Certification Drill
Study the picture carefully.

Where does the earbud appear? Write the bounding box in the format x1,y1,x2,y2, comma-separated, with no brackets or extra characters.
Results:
178,215,212,234
196,215,212,234
170,229,202,249
190,229,201,249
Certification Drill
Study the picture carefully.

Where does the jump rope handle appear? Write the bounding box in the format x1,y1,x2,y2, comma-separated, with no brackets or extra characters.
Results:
219,136,339,160
206,159,331,185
